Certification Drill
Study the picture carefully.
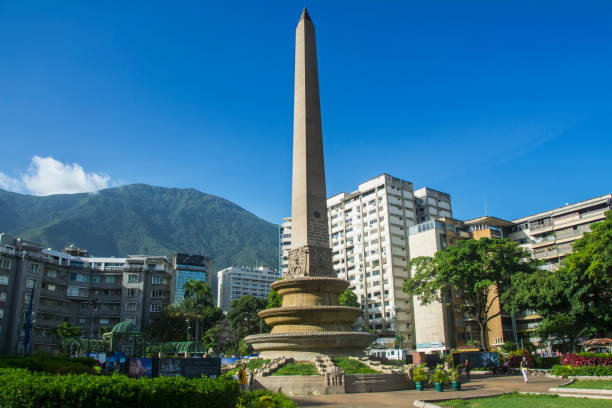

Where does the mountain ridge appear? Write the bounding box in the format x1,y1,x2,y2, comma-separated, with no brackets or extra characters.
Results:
0,184,278,271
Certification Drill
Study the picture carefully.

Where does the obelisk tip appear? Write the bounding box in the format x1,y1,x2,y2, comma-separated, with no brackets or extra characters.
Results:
299,7,311,23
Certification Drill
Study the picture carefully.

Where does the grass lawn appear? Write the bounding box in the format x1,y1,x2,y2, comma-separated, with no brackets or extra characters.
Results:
332,357,382,374
270,362,319,376
439,393,611,408
563,380,612,390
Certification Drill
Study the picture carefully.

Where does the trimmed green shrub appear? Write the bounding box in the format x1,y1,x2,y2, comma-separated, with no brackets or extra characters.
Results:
532,355,561,369
237,390,297,408
270,362,318,376
332,357,381,374
0,354,95,374
552,364,612,377
0,368,239,408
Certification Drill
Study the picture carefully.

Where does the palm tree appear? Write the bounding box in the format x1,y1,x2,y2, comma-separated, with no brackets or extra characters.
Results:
183,280,214,308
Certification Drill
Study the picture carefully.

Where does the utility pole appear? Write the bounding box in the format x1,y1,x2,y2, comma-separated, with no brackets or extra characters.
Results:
87,297,98,355
394,306,400,360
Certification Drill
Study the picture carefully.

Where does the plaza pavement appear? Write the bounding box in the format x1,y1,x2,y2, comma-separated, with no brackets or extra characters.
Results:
291,375,567,408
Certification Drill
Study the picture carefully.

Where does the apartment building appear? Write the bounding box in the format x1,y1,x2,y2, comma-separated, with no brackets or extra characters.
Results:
0,234,175,355
407,217,479,351
463,194,611,348
279,174,453,348
216,266,281,312
279,218,292,273
173,253,211,303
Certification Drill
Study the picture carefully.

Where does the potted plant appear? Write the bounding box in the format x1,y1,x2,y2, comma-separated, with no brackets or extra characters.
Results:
429,368,449,392
449,367,461,390
412,364,428,391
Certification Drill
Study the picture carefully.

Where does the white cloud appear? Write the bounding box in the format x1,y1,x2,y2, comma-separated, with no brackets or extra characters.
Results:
0,172,22,192
0,156,111,195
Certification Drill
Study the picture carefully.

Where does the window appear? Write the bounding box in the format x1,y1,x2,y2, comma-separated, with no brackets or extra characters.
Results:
99,318,109,325
46,270,57,278
46,283,56,292
0,308,4,319
28,263,40,274
128,274,139,283
91,276,100,283
151,290,164,299
104,276,116,284
67,286,87,297
150,304,163,312
0,292,6,302
26,278,36,288
0,275,8,285
127,288,137,297
152,276,167,285
0,258,11,270
125,303,137,312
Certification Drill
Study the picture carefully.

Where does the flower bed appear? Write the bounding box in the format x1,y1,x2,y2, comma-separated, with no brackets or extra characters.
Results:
562,353,612,367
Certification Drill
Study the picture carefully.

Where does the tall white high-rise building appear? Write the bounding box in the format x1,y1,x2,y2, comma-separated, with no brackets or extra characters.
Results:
216,266,281,312
280,174,452,348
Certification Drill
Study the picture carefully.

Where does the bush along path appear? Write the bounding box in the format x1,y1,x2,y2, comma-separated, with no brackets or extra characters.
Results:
0,368,296,408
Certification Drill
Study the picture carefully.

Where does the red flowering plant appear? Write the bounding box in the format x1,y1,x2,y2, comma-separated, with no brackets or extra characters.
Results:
561,353,612,367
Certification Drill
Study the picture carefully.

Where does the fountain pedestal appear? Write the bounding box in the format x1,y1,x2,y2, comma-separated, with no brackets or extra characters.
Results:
246,278,375,359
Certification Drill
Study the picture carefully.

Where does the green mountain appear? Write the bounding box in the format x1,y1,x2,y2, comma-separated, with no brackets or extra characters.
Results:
0,184,278,271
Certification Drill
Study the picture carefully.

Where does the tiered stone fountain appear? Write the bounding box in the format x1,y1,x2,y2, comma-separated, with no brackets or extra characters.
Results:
245,8,375,360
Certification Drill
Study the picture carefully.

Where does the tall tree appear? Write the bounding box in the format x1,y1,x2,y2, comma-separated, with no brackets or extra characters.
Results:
54,321,81,339
267,289,282,309
504,210,612,338
227,295,268,339
147,309,188,341
404,238,537,351
338,288,360,308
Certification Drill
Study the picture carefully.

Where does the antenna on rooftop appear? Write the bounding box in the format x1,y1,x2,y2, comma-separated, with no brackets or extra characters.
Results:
483,196,488,217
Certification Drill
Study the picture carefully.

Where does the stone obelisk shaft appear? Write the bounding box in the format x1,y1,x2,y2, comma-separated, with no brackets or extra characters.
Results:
291,8,329,254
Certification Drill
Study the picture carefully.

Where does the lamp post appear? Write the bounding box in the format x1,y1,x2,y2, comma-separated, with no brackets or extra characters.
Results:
87,297,98,355
393,306,400,360
186,318,191,341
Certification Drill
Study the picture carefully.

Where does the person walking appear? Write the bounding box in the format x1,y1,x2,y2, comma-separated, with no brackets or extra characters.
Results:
520,357,529,383
464,359,470,380
237,363,249,392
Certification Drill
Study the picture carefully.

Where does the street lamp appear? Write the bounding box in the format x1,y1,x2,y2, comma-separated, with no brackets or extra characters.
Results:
186,318,191,341
393,306,400,360
87,297,98,355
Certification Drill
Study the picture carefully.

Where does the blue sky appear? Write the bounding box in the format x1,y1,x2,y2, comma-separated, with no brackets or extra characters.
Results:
0,1,610,224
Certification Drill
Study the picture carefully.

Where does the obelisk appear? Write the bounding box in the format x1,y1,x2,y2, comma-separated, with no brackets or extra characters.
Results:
245,9,375,359
288,7,333,277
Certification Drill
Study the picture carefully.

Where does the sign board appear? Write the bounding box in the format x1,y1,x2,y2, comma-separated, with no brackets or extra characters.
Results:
182,357,221,379
158,358,183,377
128,358,153,378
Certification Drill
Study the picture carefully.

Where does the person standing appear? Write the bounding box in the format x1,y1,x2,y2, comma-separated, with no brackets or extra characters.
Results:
520,358,529,383
237,363,249,392
464,360,470,380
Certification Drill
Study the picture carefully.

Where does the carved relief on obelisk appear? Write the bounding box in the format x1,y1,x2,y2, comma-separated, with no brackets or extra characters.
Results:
287,8,334,278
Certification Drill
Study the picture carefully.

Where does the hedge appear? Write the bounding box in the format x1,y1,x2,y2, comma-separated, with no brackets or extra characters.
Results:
561,353,612,367
0,368,239,408
237,390,297,408
532,355,561,369
0,354,95,374
551,365,612,377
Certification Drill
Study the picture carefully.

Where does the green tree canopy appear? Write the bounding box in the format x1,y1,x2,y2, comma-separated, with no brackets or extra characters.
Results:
503,210,612,338
227,295,268,339
267,289,282,309
146,308,188,342
54,321,81,338
338,288,360,308
404,238,537,351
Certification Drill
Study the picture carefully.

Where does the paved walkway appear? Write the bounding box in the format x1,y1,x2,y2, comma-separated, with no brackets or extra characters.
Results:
292,375,567,408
